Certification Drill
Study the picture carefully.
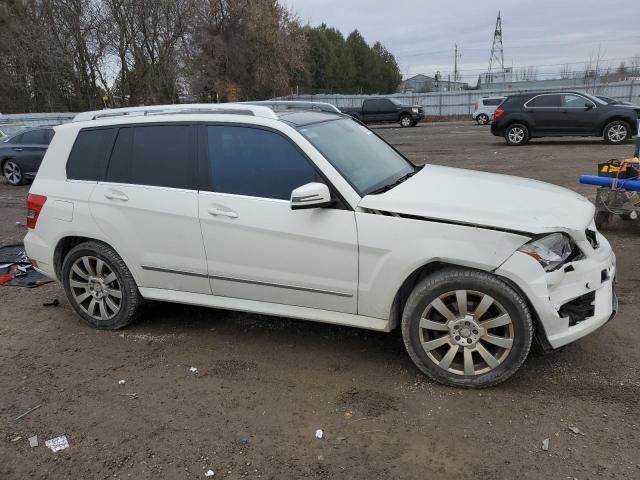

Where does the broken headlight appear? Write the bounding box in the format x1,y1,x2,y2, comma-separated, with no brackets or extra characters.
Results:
518,233,575,272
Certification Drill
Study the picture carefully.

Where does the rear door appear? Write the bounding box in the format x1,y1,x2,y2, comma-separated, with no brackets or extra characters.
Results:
13,129,49,173
197,124,359,314
361,100,378,122
523,94,562,132
89,123,211,294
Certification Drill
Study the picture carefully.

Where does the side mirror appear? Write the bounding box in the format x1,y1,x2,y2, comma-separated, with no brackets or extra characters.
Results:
585,103,594,110
290,182,334,210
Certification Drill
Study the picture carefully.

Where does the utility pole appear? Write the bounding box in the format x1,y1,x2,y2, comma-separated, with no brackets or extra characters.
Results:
453,43,461,91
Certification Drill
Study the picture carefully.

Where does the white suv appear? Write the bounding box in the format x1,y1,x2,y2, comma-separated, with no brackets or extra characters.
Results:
24,103,617,388
472,97,506,125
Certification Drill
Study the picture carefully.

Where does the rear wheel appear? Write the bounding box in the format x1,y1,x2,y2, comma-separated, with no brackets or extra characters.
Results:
505,124,529,146
62,241,143,329
604,121,631,145
401,268,533,388
2,160,25,185
400,114,413,128
476,114,490,125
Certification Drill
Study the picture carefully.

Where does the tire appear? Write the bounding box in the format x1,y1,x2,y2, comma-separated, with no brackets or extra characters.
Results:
401,268,533,388
476,114,489,125
504,124,529,146
595,211,612,230
61,241,143,329
2,160,26,185
400,114,413,128
603,120,631,145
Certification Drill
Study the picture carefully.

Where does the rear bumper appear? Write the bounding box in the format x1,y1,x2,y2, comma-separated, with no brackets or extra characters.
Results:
490,122,504,136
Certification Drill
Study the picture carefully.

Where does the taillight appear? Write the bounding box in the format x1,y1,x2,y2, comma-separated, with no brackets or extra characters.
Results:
493,107,505,120
26,194,47,229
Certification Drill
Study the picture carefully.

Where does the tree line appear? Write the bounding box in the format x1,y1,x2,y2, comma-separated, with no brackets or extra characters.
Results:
0,0,402,113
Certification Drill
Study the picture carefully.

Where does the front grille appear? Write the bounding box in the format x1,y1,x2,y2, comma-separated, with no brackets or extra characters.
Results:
558,291,596,326
586,229,599,249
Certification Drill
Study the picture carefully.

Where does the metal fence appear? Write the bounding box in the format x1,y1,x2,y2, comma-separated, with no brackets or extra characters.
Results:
0,112,76,128
274,80,639,118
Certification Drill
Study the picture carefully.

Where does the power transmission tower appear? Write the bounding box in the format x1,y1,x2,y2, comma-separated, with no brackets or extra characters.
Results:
487,11,505,85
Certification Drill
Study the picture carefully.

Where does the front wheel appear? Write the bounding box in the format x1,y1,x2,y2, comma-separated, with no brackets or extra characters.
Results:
505,124,529,146
476,114,489,125
603,121,631,145
400,114,414,128
401,268,533,388
62,241,143,329
3,160,26,185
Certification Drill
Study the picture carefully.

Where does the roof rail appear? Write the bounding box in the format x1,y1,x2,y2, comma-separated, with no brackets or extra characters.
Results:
73,103,278,122
241,100,343,114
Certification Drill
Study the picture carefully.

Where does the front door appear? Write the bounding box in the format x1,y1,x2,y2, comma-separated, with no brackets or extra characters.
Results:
559,94,598,133
89,124,211,295
197,124,359,314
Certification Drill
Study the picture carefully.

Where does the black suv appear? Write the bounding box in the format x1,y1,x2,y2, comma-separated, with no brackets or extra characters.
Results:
490,91,640,146
1,127,55,185
341,98,424,127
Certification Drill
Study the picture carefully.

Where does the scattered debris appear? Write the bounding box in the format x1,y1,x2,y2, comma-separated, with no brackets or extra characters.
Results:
11,436,22,442
315,429,323,439
336,436,347,441
205,470,215,477
0,244,52,288
29,435,38,448
240,436,249,445
568,426,585,436
542,438,550,451
43,299,59,307
15,404,42,420
343,411,353,419
45,436,69,453
317,455,324,461
189,367,199,374
119,393,137,397
118,379,126,385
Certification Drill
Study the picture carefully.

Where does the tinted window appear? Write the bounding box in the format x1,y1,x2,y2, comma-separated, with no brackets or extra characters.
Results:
483,98,503,106
378,99,394,110
67,128,116,181
45,129,55,145
206,126,320,200
527,95,561,107
106,125,194,189
21,129,46,144
363,100,377,113
9,134,23,144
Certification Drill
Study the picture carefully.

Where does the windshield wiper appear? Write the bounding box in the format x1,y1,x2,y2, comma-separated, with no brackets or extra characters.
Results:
368,169,419,195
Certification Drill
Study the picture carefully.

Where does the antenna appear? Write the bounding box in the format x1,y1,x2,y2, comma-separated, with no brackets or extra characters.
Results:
487,11,505,85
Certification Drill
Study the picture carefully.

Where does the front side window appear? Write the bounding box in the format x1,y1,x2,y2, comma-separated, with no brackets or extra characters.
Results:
205,126,320,200
527,95,561,108
106,125,194,189
21,129,46,144
562,94,591,108
299,118,415,195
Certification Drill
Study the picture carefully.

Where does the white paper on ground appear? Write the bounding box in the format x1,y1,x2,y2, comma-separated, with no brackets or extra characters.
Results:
45,436,69,452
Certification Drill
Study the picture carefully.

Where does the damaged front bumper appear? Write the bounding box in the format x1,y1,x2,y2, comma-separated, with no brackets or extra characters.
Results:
495,232,617,349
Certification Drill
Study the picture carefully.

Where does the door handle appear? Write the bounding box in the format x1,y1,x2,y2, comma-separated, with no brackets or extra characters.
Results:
104,191,129,202
207,206,238,218
13,148,23,152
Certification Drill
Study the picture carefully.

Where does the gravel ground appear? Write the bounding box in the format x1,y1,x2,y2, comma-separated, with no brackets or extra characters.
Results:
1,121,638,479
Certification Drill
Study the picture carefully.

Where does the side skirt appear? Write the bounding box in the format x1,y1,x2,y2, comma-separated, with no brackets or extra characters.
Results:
139,287,391,332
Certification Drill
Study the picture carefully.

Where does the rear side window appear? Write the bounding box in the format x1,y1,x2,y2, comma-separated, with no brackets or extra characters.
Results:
527,95,561,107
67,128,116,181
106,125,194,189
482,98,503,106
204,125,320,200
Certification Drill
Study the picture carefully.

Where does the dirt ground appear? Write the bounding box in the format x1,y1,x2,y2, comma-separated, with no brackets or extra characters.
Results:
1,121,639,479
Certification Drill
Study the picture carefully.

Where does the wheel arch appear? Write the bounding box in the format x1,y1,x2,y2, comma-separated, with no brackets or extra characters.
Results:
53,235,141,286
600,116,635,136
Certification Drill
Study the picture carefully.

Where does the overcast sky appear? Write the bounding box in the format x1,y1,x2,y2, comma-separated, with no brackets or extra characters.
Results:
286,0,640,83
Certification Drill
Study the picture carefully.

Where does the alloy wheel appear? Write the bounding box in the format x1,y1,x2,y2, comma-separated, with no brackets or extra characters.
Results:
401,116,412,127
607,124,627,143
478,115,488,125
69,256,122,320
418,290,514,376
508,127,525,144
3,161,22,185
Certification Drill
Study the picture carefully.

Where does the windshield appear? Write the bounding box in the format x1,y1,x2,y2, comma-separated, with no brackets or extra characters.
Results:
299,118,416,195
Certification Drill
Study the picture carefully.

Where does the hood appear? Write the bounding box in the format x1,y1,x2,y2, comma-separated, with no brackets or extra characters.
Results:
358,165,595,235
